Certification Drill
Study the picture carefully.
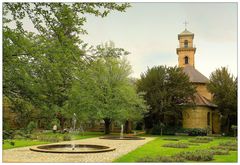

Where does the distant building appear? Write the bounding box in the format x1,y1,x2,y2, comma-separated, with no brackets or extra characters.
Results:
176,28,221,134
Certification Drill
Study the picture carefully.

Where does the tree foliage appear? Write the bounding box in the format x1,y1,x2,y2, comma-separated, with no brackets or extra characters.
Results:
3,2,130,129
67,42,147,134
207,67,237,132
136,66,196,129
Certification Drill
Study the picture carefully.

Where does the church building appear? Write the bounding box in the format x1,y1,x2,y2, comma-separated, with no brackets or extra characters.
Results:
176,28,221,134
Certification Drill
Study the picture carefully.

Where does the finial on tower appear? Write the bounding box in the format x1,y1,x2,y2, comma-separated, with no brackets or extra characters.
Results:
183,21,188,30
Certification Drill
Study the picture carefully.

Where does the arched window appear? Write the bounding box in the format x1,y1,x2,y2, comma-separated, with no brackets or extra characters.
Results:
184,56,189,64
207,112,210,126
184,40,188,48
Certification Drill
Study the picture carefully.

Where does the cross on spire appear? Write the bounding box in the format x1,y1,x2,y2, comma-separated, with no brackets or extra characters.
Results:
184,21,188,29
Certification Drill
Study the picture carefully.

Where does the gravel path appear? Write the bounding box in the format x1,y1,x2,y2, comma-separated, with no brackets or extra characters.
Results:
3,136,155,163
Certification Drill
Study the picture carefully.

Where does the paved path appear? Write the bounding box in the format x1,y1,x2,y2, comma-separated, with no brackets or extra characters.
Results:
3,136,155,163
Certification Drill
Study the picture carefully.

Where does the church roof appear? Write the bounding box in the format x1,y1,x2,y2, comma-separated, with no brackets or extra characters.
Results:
193,93,217,108
180,93,217,108
183,66,209,84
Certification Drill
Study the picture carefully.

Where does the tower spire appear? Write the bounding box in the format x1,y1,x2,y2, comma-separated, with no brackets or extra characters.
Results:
183,21,188,30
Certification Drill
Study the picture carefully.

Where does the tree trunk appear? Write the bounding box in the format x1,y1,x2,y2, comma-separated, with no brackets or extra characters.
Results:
60,117,65,131
56,112,65,131
226,115,230,133
124,120,132,134
144,116,154,131
104,118,111,134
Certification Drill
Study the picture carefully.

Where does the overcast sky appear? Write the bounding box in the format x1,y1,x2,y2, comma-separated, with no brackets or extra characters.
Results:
6,2,237,78
81,2,237,78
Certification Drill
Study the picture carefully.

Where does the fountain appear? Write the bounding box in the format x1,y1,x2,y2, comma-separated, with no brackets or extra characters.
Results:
100,124,145,140
71,113,77,150
30,113,115,153
30,144,115,153
71,143,75,150
73,113,77,132
120,124,124,139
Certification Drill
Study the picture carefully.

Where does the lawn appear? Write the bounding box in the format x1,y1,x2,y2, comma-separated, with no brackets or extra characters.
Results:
3,132,237,163
114,135,237,163
3,131,104,150
3,139,50,150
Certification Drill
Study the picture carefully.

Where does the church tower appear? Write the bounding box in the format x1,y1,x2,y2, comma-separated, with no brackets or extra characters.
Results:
176,29,196,68
176,27,221,134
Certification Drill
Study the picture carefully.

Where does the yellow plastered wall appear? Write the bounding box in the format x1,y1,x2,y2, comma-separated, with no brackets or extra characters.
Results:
177,35,196,67
179,36,193,48
182,106,212,130
178,50,195,67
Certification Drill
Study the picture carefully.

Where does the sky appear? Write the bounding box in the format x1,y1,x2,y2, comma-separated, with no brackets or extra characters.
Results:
81,2,237,78
5,2,237,78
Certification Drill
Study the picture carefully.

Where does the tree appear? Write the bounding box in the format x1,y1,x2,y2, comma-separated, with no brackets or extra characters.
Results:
67,42,147,134
207,67,237,133
3,30,44,128
136,66,196,131
3,2,130,130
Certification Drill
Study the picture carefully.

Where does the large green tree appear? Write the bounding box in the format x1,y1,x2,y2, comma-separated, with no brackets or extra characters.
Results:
3,2,130,129
67,42,147,134
136,66,196,131
207,67,237,133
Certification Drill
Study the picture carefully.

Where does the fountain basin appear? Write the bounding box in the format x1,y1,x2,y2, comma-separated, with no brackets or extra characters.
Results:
100,136,145,140
30,144,115,153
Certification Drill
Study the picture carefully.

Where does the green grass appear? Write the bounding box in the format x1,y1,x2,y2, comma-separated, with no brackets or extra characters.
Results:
114,136,237,163
3,131,104,150
3,140,50,150
3,132,237,163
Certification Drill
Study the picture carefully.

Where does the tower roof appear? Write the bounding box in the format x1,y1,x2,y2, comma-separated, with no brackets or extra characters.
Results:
180,29,193,35
183,66,209,84
178,28,194,39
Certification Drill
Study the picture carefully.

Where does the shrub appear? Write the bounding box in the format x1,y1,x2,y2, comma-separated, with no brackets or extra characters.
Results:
10,141,15,146
3,130,14,140
187,143,200,146
9,130,23,139
63,134,72,141
219,141,237,147
137,155,185,162
162,142,189,148
177,150,213,161
163,138,179,141
151,125,185,135
30,133,41,140
36,134,60,142
231,125,237,137
209,149,229,155
151,123,164,135
195,136,213,141
162,126,184,135
27,121,37,134
13,130,32,139
189,136,213,143
189,139,210,143
211,145,237,151
135,122,144,130
13,135,25,139
184,128,207,136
